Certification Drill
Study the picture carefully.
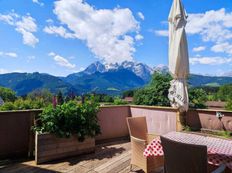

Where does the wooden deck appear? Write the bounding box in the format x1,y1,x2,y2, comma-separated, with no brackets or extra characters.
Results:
0,139,163,173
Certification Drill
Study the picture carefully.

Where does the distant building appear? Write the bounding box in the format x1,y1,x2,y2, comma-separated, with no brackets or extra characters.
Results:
123,97,133,103
206,101,226,110
0,96,4,106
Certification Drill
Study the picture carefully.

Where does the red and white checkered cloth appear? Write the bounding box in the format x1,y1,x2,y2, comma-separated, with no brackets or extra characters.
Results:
144,132,232,169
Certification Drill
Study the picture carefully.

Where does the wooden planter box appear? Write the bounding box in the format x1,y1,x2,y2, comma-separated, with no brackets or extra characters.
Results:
35,132,95,164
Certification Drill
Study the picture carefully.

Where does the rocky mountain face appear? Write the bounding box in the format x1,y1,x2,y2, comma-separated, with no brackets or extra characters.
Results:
80,61,154,82
83,61,107,74
1,61,232,96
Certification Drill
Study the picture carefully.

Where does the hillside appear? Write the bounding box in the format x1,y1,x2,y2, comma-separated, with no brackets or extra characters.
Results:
189,74,232,87
1,61,232,96
65,69,145,95
0,72,77,96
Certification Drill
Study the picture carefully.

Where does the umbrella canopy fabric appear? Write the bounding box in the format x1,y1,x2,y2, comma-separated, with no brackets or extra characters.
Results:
168,0,189,112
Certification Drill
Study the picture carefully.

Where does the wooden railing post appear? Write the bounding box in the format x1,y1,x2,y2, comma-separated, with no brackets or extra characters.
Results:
176,111,186,131
28,111,36,157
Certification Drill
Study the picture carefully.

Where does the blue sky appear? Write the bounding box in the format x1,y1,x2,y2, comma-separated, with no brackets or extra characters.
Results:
0,0,232,76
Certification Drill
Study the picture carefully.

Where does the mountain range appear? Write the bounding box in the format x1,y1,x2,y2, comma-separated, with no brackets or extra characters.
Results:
0,61,232,96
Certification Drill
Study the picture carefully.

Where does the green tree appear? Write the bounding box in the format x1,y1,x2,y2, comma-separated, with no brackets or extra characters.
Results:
122,90,135,98
133,72,172,106
189,88,207,109
92,94,105,102
103,95,114,102
113,97,127,105
57,91,64,105
196,86,219,101
0,87,17,102
216,84,232,101
27,89,52,104
225,100,232,111
65,91,76,102
0,97,46,111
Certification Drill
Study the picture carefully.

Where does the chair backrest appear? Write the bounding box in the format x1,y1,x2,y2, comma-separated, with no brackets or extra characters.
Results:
160,136,207,173
127,116,148,140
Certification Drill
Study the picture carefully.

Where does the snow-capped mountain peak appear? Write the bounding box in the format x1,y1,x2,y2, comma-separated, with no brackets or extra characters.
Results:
104,62,120,71
81,61,168,82
153,64,169,74
83,61,106,74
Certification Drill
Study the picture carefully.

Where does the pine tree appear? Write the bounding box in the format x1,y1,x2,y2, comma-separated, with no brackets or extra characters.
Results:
57,91,64,105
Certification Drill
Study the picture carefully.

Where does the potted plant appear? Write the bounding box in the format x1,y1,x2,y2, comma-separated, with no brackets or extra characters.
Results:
33,98,101,164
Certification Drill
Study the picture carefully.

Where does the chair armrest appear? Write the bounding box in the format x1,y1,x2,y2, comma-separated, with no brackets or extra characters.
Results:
147,133,159,143
130,136,146,145
130,136,147,162
211,165,226,173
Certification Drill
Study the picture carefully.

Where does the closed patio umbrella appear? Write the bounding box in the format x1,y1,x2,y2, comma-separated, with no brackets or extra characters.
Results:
168,0,189,112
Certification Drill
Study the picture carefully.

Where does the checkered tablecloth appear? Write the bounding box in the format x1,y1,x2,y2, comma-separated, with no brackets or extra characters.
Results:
144,132,232,169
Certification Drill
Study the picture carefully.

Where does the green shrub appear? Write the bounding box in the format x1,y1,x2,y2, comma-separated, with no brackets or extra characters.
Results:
216,84,232,101
122,90,135,98
215,130,231,138
0,102,16,111
33,98,100,142
113,97,127,105
27,89,52,104
14,98,32,110
189,88,207,109
133,72,172,106
103,95,114,103
226,100,232,111
0,98,47,111
0,87,17,102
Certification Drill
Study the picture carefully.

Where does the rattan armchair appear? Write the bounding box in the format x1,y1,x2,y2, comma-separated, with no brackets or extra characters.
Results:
127,116,164,173
160,136,226,173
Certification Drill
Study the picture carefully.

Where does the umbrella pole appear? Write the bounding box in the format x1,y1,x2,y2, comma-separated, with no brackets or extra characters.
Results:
176,110,186,131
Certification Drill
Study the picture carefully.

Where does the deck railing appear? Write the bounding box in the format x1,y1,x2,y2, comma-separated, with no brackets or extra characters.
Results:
0,105,231,158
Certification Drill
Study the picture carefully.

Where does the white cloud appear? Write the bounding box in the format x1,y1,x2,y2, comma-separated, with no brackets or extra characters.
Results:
211,42,232,55
0,13,39,47
190,56,232,65
155,8,232,44
0,51,18,58
48,52,56,57
193,46,206,52
15,16,39,47
186,8,232,43
0,68,24,74
43,26,75,39
73,67,85,73
46,19,53,24
49,0,140,64
0,69,9,74
0,13,17,25
137,12,144,20
32,0,44,6
5,52,18,58
135,34,143,41
79,67,85,71
154,30,168,37
48,52,76,69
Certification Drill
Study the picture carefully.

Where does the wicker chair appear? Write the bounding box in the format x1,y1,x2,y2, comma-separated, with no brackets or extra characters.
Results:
160,136,226,173
127,116,164,173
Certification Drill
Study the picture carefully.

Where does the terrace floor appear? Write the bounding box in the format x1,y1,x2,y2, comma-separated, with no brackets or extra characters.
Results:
0,139,164,173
